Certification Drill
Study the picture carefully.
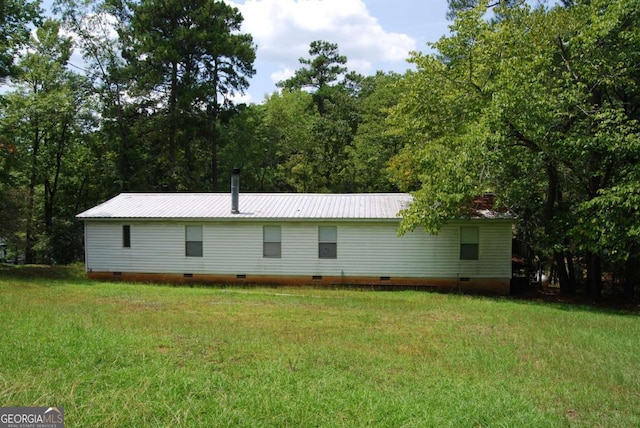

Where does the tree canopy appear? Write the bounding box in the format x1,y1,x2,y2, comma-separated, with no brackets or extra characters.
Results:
0,0,42,79
388,0,640,296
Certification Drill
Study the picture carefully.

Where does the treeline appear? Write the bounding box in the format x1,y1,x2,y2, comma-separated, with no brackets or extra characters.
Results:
1,0,638,298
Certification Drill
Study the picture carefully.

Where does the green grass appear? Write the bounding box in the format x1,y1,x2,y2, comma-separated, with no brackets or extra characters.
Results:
1,266,639,427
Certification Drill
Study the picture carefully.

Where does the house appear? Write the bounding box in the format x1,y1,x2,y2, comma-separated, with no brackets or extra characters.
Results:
76,173,513,294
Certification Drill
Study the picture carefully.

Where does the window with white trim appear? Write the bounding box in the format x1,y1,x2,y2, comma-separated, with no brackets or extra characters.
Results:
319,226,337,259
263,226,281,258
185,225,203,257
460,227,479,260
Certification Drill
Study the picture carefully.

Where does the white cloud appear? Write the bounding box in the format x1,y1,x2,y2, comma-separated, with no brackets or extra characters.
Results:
270,68,295,83
227,0,416,85
227,91,254,105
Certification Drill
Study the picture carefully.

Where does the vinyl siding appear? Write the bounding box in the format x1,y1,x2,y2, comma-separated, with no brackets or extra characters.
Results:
84,220,512,279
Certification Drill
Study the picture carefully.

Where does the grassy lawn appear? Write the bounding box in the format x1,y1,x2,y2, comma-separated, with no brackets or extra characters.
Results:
1,266,639,427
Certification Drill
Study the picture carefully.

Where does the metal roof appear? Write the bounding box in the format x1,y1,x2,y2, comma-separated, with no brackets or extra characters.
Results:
76,193,413,221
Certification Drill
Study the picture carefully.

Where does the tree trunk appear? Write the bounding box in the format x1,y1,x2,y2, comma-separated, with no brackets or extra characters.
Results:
207,99,219,191
24,187,37,265
585,252,603,299
44,122,67,237
555,252,576,295
211,127,218,191
167,60,179,191
25,126,41,265
566,250,577,287
73,174,89,214
116,110,132,191
44,179,53,236
544,160,577,295
209,61,220,192
624,254,638,299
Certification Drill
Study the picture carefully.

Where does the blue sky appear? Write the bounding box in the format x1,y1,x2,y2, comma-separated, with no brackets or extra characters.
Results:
227,0,452,103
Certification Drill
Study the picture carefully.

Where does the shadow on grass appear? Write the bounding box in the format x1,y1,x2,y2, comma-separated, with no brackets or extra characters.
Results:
483,288,640,316
0,263,87,282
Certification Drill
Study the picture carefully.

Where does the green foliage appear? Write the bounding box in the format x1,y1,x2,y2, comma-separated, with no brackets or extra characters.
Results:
271,41,403,193
260,90,318,191
2,19,95,264
54,0,141,194
219,60,405,194
277,40,347,89
387,19,495,233
388,0,640,292
0,0,42,79
122,0,256,191
446,0,524,21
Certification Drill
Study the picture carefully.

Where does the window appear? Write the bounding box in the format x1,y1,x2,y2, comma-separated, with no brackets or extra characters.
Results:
123,225,131,248
460,227,479,260
319,226,337,259
263,226,281,258
185,225,203,257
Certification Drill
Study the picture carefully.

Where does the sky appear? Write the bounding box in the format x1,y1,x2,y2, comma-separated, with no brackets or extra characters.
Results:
225,0,452,103
39,0,452,104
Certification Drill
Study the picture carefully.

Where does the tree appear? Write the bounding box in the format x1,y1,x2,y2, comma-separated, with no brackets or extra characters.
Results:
348,71,406,192
446,0,526,21
559,0,640,296
0,0,42,252
125,0,256,191
277,40,348,116
3,19,92,263
277,41,361,192
256,89,318,192
55,0,140,194
388,0,640,296
388,6,493,234
0,0,42,79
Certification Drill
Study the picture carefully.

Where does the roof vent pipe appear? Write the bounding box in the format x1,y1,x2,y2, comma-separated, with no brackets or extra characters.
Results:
231,168,240,214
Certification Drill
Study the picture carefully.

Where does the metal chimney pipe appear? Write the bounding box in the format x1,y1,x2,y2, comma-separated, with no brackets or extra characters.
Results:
231,168,240,214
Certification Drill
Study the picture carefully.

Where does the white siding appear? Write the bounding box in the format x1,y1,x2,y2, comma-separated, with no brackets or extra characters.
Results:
85,220,512,279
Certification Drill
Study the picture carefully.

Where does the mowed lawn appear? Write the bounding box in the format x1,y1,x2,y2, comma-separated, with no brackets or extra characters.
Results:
1,267,639,427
